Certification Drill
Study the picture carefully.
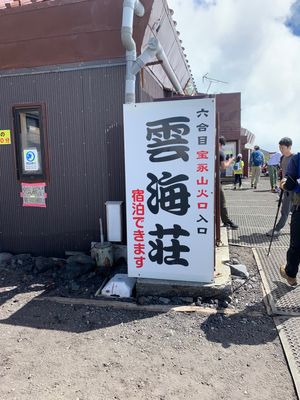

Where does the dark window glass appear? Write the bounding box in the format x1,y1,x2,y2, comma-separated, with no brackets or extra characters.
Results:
13,106,47,181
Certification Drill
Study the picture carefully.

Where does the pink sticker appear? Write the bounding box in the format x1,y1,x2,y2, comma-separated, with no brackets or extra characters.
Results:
20,182,47,208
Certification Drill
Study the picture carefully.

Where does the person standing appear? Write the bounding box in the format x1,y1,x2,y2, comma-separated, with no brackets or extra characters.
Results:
219,137,238,229
279,152,300,286
250,145,264,189
266,137,294,237
233,153,244,189
267,151,281,192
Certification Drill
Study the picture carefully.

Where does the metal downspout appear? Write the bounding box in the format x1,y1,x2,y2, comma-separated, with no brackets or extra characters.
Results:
131,37,184,95
121,0,145,104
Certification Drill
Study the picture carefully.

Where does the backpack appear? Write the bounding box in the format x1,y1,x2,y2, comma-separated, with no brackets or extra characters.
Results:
252,151,263,166
295,152,300,193
233,162,240,170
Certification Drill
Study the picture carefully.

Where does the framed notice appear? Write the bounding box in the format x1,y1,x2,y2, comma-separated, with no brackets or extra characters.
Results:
20,182,47,208
124,98,216,283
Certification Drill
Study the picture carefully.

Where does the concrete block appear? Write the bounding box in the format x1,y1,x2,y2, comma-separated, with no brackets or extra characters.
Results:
136,227,232,301
229,264,249,279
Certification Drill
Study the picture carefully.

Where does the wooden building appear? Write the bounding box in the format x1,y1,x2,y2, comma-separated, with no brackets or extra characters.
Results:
216,93,255,178
0,0,196,255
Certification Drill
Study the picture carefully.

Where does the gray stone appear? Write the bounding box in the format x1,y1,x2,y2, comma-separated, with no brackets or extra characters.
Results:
112,244,127,264
69,281,80,292
218,299,229,308
229,264,249,279
178,297,194,304
11,253,31,265
65,251,86,257
64,261,94,280
136,278,232,300
226,296,232,304
205,298,217,305
67,254,95,265
136,296,153,305
51,258,67,278
34,257,55,274
195,299,202,306
158,297,171,305
11,254,34,272
52,258,67,269
233,278,246,284
0,252,13,267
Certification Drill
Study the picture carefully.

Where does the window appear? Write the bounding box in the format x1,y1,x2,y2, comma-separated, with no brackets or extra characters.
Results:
221,140,238,177
13,106,48,182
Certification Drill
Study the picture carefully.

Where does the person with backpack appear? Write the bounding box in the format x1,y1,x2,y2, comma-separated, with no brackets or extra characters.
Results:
233,153,244,189
266,137,294,237
279,152,300,286
267,151,281,192
250,145,264,189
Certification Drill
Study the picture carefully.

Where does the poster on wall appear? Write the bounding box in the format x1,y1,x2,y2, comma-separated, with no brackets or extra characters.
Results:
222,141,237,177
0,130,11,145
23,148,39,171
123,98,216,283
20,183,47,208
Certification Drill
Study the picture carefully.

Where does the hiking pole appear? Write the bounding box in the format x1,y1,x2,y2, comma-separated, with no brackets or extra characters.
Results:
267,188,284,256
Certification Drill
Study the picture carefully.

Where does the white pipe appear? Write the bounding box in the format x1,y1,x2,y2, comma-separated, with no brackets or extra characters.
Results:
99,218,104,244
156,42,185,95
132,37,185,95
121,0,145,104
131,37,158,75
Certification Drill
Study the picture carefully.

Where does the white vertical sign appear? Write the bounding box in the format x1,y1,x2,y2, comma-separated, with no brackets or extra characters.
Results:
24,148,39,171
124,98,215,283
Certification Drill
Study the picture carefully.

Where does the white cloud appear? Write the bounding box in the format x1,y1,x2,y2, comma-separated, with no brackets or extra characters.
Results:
168,0,300,152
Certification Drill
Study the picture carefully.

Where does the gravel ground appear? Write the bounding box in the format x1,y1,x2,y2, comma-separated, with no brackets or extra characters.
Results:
0,174,297,400
230,245,267,313
0,252,297,400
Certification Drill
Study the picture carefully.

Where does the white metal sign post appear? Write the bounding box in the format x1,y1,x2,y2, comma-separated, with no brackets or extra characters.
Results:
124,98,216,283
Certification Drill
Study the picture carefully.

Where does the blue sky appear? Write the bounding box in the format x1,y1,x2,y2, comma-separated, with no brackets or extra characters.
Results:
168,0,300,152
286,0,300,36
193,0,217,8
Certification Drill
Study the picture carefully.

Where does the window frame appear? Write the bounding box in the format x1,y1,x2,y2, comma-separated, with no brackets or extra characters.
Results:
13,104,49,183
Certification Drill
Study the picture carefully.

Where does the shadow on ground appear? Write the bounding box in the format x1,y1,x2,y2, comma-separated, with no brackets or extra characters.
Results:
0,267,51,308
200,303,277,348
229,232,288,246
201,276,299,348
252,189,272,193
0,295,161,333
224,187,252,191
271,280,298,299
0,266,161,333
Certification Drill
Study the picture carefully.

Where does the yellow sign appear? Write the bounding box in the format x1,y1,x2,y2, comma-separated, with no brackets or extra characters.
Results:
0,130,11,145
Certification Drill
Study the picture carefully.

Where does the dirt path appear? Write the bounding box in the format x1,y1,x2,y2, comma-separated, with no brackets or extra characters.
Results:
0,177,297,399
0,281,297,400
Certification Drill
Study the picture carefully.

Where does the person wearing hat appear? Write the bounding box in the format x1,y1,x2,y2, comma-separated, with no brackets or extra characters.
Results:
233,153,244,190
266,137,294,238
250,145,264,189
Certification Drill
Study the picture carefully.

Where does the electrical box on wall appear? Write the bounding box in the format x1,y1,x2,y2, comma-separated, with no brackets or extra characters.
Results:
105,201,123,242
